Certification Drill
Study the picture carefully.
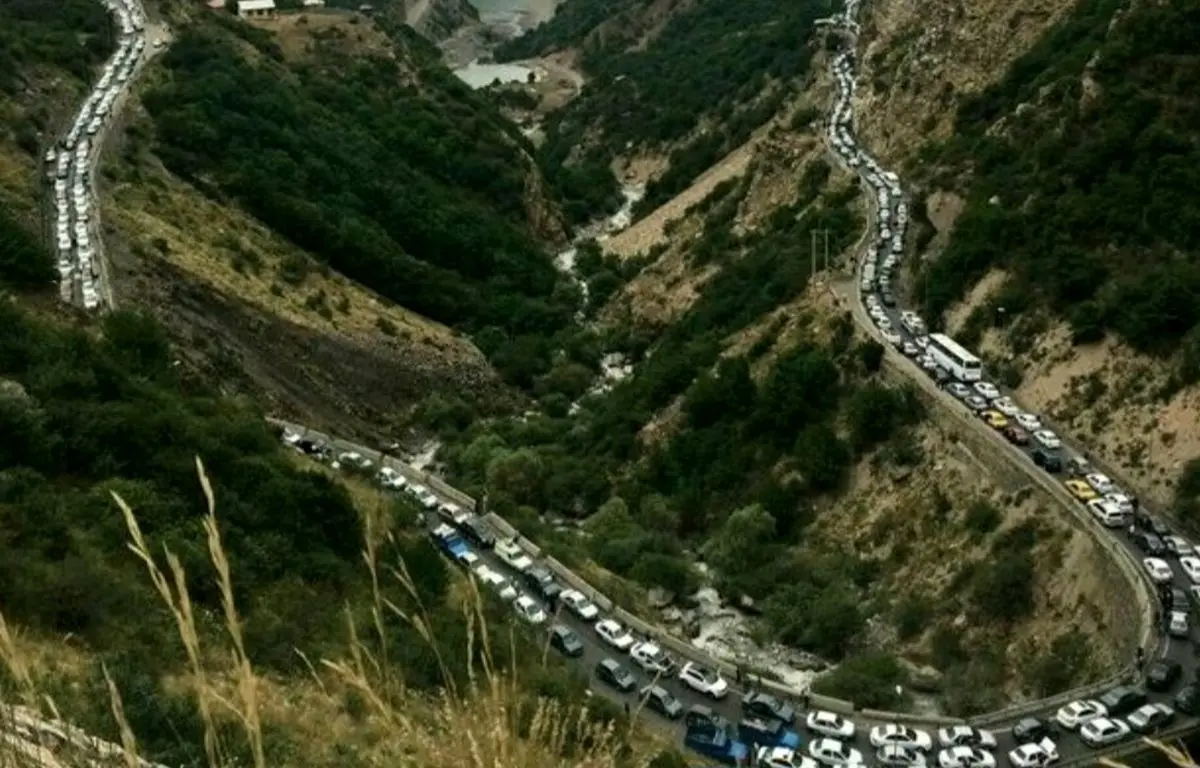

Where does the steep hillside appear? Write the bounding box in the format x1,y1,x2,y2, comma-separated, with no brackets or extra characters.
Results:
851,0,1200,515
0,298,659,768
89,10,596,438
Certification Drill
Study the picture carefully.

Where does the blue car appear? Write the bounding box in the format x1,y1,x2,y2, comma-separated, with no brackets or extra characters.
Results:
739,716,802,750
684,723,750,766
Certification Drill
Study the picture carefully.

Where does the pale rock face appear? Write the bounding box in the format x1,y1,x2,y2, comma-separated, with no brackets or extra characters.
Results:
405,0,479,42
854,0,1077,167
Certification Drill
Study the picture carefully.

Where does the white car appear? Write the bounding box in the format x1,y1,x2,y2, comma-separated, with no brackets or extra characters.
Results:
561,589,599,621
1143,557,1173,584
629,641,676,676
1165,536,1193,557
472,565,517,601
877,745,926,768
594,619,635,651
1078,717,1130,748
1084,473,1115,495
1105,493,1135,514
1006,739,1058,768
973,381,1000,400
869,724,932,751
1180,556,1200,584
1087,498,1127,527
495,539,534,573
937,747,995,768
936,726,996,749
678,662,729,699
807,710,856,739
1032,430,1061,450
1055,699,1107,729
990,396,1020,417
1170,610,1189,638
809,738,864,767
512,595,546,625
758,746,820,768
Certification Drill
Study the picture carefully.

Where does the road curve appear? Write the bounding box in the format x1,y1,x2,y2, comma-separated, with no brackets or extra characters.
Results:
272,414,1196,767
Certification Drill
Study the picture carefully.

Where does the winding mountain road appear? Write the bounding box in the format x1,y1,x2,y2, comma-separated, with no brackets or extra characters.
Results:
269,3,1200,765
33,0,1198,764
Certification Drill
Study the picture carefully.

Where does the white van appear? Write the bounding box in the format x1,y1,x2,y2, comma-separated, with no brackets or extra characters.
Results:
1087,498,1127,528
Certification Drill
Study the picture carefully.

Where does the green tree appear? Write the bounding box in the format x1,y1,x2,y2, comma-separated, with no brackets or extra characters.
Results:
486,448,546,507
702,504,779,594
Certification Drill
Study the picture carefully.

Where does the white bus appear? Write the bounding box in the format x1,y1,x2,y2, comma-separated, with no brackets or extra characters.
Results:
927,333,982,382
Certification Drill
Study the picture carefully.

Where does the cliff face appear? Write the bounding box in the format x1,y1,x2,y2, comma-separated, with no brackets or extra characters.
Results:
853,0,1076,167
405,0,480,41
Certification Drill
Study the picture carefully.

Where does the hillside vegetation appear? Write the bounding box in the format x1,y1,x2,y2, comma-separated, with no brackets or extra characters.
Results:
872,0,1200,515
421,138,1127,711
0,7,684,765
0,227,659,768
496,0,826,224
918,0,1200,358
138,15,579,388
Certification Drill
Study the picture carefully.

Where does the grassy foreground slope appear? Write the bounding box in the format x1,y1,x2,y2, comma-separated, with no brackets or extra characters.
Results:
0,235,665,768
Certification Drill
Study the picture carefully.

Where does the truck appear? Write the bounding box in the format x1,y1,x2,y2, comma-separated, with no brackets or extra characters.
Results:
430,523,476,568
684,722,750,766
737,717,802,751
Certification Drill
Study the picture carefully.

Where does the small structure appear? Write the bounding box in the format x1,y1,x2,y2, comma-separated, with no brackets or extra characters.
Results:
236,0,276,18
302,0,325,6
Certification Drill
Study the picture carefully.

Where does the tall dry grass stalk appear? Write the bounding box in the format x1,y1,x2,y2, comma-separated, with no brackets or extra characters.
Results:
1102,739,1198,768
0,457,638,768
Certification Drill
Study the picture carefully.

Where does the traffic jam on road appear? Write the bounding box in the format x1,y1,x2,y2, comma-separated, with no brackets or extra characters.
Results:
270,5,1200,758
279,406,1197,768
827,0,1200,763
45,0,149,311
274,4,1196,768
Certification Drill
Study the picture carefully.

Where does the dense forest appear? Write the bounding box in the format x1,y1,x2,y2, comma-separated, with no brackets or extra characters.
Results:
497,0,826,222
141,21,579,384
917,0,1200,364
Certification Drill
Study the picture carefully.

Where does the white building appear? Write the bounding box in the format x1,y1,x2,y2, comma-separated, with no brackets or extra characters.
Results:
236,0,276,18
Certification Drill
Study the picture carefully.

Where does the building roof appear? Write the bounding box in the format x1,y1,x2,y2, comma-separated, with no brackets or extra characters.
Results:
238,0,276,10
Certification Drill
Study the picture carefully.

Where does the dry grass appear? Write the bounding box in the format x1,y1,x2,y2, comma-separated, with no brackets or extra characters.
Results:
103,161,482,367
257,12,395,64
0,458,654,768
